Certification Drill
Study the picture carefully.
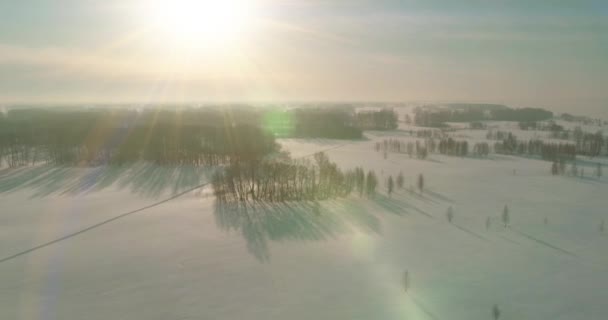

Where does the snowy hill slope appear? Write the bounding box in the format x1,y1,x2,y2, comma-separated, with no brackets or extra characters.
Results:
1,132,607,320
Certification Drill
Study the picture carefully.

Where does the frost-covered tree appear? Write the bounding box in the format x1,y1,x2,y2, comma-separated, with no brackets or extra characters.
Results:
502,205,510,228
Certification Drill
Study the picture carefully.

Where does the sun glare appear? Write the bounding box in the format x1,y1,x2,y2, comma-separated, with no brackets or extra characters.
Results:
143,0,256,49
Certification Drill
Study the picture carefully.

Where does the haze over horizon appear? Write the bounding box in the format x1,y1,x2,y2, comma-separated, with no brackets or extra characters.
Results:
1,0,607,117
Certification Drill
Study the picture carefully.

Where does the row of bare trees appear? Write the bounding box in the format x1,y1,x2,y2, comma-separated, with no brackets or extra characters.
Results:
494,137,576,161
374,138,490,158
212,152,379,202
375,139,429,159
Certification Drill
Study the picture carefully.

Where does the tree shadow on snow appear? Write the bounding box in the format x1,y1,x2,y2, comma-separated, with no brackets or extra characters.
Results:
371,194,435,219
213,199,381,262
424,189,455,203
0,163,212,199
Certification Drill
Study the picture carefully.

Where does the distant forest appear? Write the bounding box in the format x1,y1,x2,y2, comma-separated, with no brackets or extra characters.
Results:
414,106,553,127
292,108,363,139
292,107,398,139
0,107,404,168
0,108,278,167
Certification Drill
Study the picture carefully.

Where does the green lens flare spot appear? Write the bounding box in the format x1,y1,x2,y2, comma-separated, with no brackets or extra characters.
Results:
263,110,294,138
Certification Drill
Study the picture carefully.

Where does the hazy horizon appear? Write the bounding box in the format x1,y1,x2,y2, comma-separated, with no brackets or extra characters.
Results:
1,0,607,118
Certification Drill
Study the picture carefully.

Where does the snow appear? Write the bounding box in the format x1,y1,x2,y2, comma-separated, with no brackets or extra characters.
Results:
1,126,607,320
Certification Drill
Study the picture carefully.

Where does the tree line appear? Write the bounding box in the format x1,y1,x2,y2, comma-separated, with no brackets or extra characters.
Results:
212,152,379,202
414,107,553,127
375,139,429,159
0,108,278,167
374,138,490,158
354,108,399,130
292,108,363,139
290,108,399,139
572,127,605,157
492,133,577,161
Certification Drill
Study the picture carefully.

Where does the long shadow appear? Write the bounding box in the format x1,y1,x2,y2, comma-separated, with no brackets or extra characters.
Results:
510,227,578,257
572,175,608,185
0,181,210,265
388,157,444,165
393,192,438,217
497,234,523,246
409,294,441,320
213,199,381,262
451,223,491,243
372,196,409,217
424,189,455,204
372,194,434,219
400,190,439,205
0,163,213,199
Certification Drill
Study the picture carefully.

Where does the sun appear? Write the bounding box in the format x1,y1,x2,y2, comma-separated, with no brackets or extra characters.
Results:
143,0,256,49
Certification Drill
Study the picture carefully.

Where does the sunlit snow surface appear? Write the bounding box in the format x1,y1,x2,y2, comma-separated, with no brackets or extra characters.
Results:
1,124,607,320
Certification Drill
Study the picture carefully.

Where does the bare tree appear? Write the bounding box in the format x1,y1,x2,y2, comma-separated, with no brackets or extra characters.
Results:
502,205,510,228
396,171,405,189
447,206,454,223
492,304,501,320
417,174,424,193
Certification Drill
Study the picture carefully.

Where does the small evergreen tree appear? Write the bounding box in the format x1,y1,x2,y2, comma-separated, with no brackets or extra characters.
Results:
447,206,454,223
596,163,603,178
551,161,559,175
396,171,404,189
402,270,409,292
570,161,578,176
559,158,566,175
486,217,491,230
417,174,424,193
387,176,394,198
407,142,414,158
366,171,378,197
492,304,501,320
600,219,605,233
502,205,510,228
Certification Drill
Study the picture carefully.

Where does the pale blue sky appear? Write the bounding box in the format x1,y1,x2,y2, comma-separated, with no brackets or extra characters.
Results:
1,0,607,116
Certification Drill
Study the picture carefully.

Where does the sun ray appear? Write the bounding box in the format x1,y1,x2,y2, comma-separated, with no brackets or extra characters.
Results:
139,0,258,50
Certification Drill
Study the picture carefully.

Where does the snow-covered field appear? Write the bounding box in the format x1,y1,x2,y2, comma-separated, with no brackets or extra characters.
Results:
1,127,607,319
